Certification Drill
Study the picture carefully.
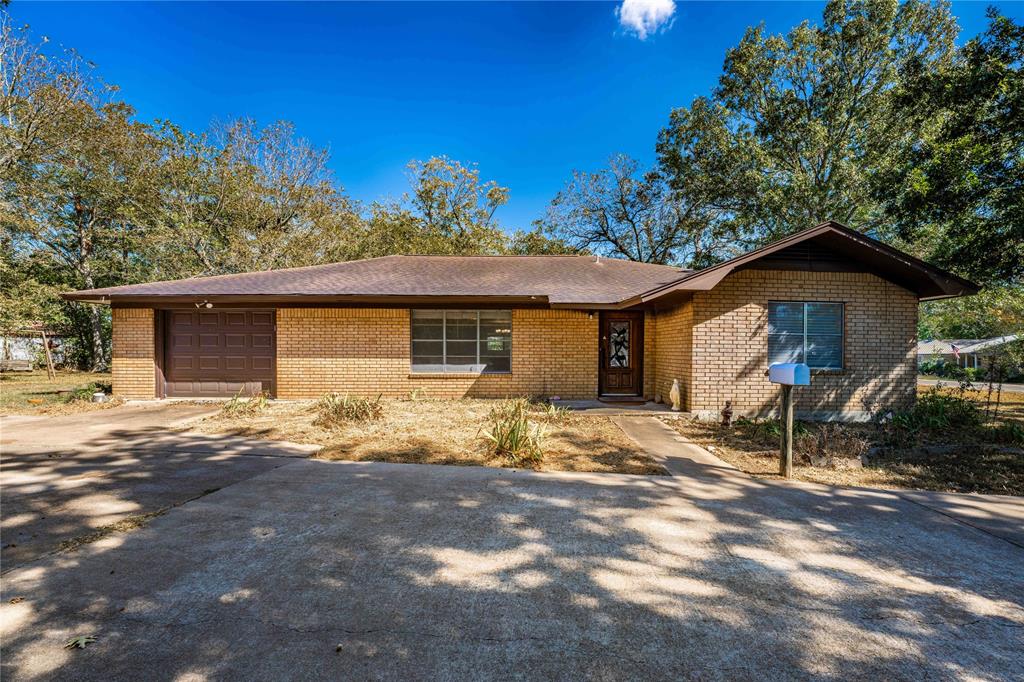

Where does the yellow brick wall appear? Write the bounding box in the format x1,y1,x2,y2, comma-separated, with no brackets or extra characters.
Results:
642,311,656,399
111,307,155,399
651,301,693,408
687,269,917,419
276,308,599,399
109,272,916,417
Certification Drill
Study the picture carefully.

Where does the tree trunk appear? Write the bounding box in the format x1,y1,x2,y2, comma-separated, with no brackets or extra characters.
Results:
81,268,108,372
87,303,107,372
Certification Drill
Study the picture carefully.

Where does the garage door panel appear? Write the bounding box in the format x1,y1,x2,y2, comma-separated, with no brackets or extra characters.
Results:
198,356,221,370
251,334,272,349
225,356,246,370
171,356,194,371
251,357,272,371
164,309,275,398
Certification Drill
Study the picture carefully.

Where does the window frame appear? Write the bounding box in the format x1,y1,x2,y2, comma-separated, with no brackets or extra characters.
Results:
767,301,845,371
410,309,512,375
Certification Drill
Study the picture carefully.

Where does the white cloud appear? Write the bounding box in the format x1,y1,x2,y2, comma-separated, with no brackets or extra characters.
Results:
616,0,676,40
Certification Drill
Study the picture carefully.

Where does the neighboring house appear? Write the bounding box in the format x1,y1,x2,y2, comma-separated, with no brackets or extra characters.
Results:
918,335,1020,371
63,222,978,420
0,325,66,370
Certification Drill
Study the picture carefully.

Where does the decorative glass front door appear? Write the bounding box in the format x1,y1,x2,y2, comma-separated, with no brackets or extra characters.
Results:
608,321,630,368
599,312,643,396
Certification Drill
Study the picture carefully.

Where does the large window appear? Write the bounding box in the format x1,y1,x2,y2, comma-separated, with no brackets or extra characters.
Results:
411,310,512,374
768,302,844,370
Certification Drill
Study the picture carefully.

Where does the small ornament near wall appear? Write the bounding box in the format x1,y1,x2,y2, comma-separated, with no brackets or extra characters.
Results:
669,379,681,412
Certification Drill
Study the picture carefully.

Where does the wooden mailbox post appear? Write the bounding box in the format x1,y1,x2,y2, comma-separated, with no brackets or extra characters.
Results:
768,363,810,479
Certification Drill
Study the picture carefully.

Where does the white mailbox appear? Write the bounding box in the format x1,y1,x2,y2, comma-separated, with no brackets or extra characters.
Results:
769,362,810,386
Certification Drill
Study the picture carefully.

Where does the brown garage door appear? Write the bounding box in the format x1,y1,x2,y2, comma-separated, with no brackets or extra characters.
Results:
164,310,276,397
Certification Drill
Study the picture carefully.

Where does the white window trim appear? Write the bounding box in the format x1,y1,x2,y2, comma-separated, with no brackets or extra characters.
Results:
410,310,512,375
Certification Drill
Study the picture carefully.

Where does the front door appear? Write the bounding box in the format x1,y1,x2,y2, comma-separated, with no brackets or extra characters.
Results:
599,311,643,397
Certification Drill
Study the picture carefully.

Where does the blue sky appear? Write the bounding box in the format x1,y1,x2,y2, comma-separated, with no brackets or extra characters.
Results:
10,1,1020,232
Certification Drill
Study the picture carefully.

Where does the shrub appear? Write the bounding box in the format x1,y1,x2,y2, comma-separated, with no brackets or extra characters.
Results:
536,401,576,424
983,421,1024,446
313,393,383,428
221,390,269,417
481,398,546,465
884,387,983,446
802,423,871,464
64,380,113,403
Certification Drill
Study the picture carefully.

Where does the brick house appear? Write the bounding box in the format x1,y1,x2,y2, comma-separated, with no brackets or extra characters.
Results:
64,222,978,420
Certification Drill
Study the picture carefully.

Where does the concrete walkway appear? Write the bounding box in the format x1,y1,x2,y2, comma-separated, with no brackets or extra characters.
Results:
612,415,738,477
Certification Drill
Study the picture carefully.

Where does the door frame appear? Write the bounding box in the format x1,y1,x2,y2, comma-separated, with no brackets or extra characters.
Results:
597,310,644,397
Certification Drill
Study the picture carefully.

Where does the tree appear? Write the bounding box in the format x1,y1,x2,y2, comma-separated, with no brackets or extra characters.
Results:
657,0,958,243
506,226,580,256
0,16,110,178
0,236,67,335
879,10,1023,285
349,156,510,257
3,99,162,370
150,119,361,278
919,285,1024,340
2,17,163,370
541,154,737,266
2,18,159,369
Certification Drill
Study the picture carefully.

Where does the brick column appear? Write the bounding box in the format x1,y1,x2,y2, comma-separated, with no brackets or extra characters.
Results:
111,308,156,399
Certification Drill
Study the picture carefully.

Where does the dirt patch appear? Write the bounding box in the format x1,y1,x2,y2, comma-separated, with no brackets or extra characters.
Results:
58,510,166,552
665,417,1024,496
945,384,1024,424
189,398,667,476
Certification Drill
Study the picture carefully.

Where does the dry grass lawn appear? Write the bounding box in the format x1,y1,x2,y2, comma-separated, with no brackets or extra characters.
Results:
663,384,1024,495
949,384,1024,424
190,398,667,476
0,370,120,415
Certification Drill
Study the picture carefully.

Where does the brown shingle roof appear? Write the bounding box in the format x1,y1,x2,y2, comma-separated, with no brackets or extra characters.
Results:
63,255,690,305
62,222,981,307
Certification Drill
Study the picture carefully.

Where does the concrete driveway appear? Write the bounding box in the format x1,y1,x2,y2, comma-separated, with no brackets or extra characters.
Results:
2,421,1022,680
1,404,317,569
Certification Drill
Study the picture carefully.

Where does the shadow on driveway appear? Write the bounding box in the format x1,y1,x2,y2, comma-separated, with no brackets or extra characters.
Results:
1,404,315,569
2,455,1022,680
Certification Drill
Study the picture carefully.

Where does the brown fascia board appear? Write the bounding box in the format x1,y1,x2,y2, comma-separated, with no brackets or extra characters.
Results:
618,221,980,307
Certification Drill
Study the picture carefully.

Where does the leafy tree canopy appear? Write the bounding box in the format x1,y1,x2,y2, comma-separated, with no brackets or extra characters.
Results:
656,0,957,243
879,8,1023,285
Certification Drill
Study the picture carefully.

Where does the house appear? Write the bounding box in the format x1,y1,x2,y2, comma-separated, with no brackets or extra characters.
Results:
918,335,1020,371
63,221,978,421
